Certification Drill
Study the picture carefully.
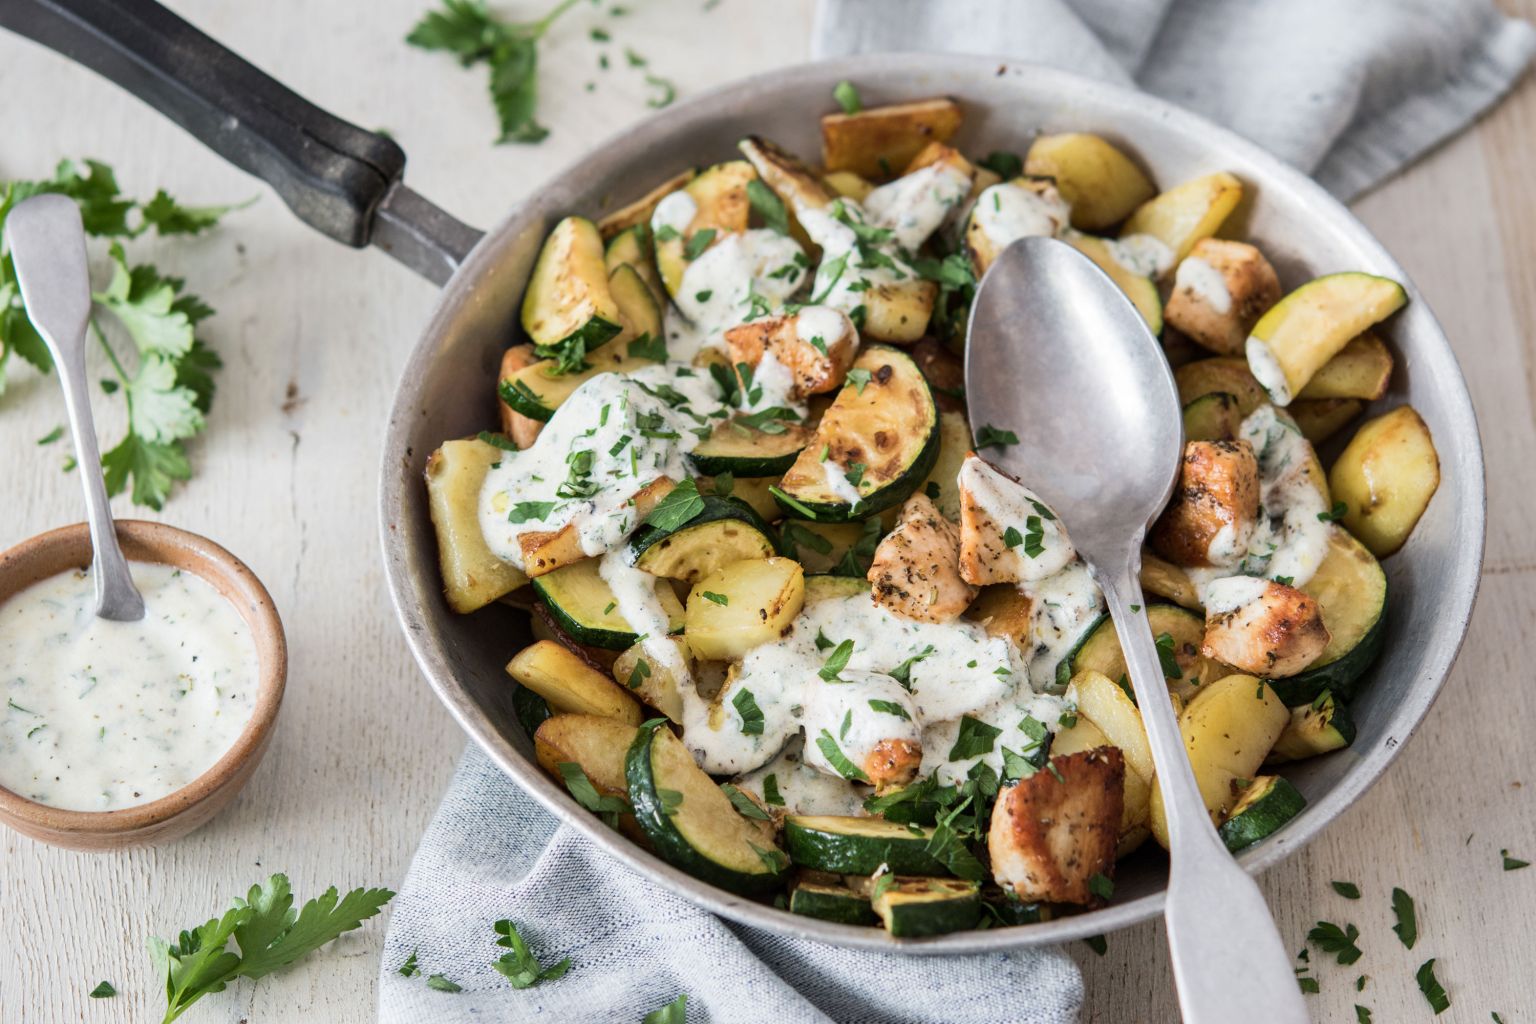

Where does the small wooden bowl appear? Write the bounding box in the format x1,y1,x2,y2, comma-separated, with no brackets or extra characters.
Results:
0,521,286,850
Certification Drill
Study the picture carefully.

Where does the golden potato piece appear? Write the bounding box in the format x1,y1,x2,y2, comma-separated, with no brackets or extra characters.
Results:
1164,239,1281,356
684,557,806,661
1290,398,1364,444
1121,172,1244,265
1298,331,1393,401
989,747,1125,905
966,584,1034,645
508,641,643,725
822,170,875,203
1201,578,1330,678
723,308,857,398
425,437,529,614
867,493,977,623
1329,405,1441,557
1025,133,1155,231
1150,440,1261,569
820,97,964,180
597,168,698,239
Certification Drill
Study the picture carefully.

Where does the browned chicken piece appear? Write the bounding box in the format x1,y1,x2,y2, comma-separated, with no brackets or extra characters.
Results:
498,344,545,449
908,337,966,414
956,454,1075,586
1164,239,1282,356
520,477,676,577
868,493,978,623
724,309,858,399
989,747,1125,905
1150,439,1261,568
1201,578,1331,677
862,738,923,793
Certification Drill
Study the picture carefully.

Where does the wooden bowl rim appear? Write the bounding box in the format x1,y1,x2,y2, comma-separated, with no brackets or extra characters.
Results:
0,520,286,844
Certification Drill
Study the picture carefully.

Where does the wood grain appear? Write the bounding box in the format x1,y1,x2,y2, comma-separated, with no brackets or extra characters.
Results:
1,1,1532,1020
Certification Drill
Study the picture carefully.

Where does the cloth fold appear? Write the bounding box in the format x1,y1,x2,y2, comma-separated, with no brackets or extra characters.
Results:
381,2,1533,1020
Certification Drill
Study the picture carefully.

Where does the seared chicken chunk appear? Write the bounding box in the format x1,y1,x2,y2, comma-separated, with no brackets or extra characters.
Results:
723,307,858,398
957,454,1076,585
1150,440,1261,569
989,747,1125,905
868,493,977,623
863,738,924,792
1164,239,1282,356
1201,577,1330,677
497,344,545,449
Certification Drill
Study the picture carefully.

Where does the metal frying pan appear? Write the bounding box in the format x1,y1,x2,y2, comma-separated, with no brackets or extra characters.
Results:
2,0,1486,952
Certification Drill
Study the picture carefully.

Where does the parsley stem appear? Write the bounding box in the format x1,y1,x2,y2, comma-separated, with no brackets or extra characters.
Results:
89,317,130,383
528,0,584,37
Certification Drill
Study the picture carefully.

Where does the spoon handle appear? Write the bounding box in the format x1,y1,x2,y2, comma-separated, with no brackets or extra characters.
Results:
7,195,144,621
1099,565,1308,1024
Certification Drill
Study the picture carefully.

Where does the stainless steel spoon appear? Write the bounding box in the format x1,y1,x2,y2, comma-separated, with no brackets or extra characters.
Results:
8,194,145,621
965,236,1306,1023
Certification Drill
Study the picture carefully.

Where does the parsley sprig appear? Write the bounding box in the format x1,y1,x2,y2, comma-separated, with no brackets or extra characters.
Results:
1,160,237,508
149,874,393,1023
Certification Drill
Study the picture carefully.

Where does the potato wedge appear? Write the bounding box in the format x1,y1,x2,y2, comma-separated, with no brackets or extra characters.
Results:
597,168,697,239
1297,331,1393,401
1121,172,1244,265
1290,398,1363,444
1139,551,1201,611
1149,674,1290,847
1025,133,1155,231
1174,357,1268,414
425,438,529,614
684,557,806,660
612,639,690,723
1329,405,1441,557
965,584,1033,646
534,713,638,795
653,160,756,297
1072,671,1154,782
507,640,643,725
1245,272,1407,405
821,97,963,179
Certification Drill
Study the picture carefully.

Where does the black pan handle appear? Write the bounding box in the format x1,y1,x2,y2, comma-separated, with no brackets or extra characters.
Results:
0,0,482,284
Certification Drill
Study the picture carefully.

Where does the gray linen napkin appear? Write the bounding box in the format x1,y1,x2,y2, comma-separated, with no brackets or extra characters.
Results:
379,3,1533,1021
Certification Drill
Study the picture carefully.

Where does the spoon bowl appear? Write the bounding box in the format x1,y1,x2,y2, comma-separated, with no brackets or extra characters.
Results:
964,236,1183,563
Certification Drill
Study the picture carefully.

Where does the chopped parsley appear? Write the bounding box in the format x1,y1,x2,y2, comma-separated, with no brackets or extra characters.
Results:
1391,887,1417,948
845,366,872,393
720,783,771,821
868,699,911,721
1154,631,1184,679
762,773,784,806
819,638,855,681
1307,920,1363,965
477,430,519,451
1415,959,1450,1014
700,591,729,606
626,658,651,690
628,332,668,362
1318,500,1349,523
947,715,1002,761
1331,880,1361,900
492,918,573,989
642,478,706,531
732,688,764,735
557,762,629,828
1002,526,1023,548
974,424,1018,449
978,150,1023,180
832,79,862,115
887,645,935,689
815,729,869,782
746,178,789,235
508,500,557,523
88,981,116,999
1502,848,1530,870
1087,873,1114,900
683,228,716,260
1022,515,1045,558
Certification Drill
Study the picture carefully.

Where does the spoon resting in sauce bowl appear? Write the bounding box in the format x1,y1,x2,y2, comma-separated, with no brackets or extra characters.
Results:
965,236,1307,1024
6,194,144,622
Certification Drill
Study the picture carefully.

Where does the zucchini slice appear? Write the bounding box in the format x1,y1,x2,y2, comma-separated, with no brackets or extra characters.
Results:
1071,604,1221,701
1269,529,1387,706
1217,775,1307,852
1267,691,1356,763
626,721,787,896
604,225,665,306
687,419,812,477
872,878,982,938
629,496,778,584
1182,392,1244,442
775,346,941,522
654,160,756,298
1245,272,1407,405
789,881,876,925
783,815,946,876
803,574,872,604
520,216,623,353
532,558,686,650
986,895,1053,926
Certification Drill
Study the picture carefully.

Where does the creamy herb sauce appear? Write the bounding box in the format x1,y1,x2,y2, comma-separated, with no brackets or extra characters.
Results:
662,229,807,361
1246,335,1292,405
1175,256,1232,314
734,736,865,816
971,182,1071,249
0,563,258,811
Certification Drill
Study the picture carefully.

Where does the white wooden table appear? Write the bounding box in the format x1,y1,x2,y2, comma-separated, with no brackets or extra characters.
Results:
2,1,1533,1020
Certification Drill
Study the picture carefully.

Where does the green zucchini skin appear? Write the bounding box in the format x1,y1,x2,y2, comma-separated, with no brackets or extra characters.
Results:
789,883,876,925
874,879,982,938
687,424,809,478
1181,391,1243,442
531,560,685,650
512,684,552,740
777,414,941,523
624,721,785,896
628,496,777,577
1218,776,1307,852
986,896,1053,926
783,815,947,876
1270,595,1386,706
1268,691,1356,763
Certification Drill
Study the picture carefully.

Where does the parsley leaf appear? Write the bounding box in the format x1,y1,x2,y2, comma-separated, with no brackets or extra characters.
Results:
732,688,764,735
746,179,789,235
1391,887,1417,948
426,974,462,992
1154,632,1184,680
1087,873,1114,900
978,151,1023,180
844,366,872,393
1318,500,1348,523
832,80,862,114
720,783,771,821
683,228,716,260
815,729,870,782
407,0,586,144
492,918,572,989
868,698,910,720
398,950,420,977
101,433,191,512
887,645,935,689
1307,920,1363,965
1415,959,1450,1014
642,478,706,532
762,774,784,806
150,874,393,1022
1331,880,1361,900
974,424,1018,449
643,993,688,1024
947,715,1002,761
557,761,629,829
88,981,116,998
628,332,668,362
700,591,729,606
819,638,855,681
1502,848,1530,870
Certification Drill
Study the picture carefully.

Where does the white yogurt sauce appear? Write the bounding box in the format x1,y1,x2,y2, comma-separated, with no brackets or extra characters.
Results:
599,548,689,679
681,592,1019,776
1019,560,1105,690
957,456,1076,582
651,191,697,235
919,690,1069,786
1246,335,1292,405
860,163,974,251
0,563,259,811
794,304,850,351
1203,574,1273,616
821,459,864,506
479,364,731,569
662,228,807,361
971,181,1071,249
1175,256,1232,314
741,348,801,416
733,736,866,816
800,668,921,779
1104,233,1175,279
